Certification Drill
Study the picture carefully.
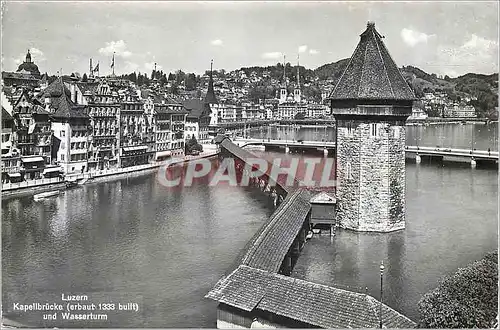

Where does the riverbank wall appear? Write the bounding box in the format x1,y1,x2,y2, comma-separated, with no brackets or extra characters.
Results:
1,149,218,200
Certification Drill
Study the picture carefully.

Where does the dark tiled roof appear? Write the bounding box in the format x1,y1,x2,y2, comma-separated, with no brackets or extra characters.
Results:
329,22,415,101
42,77,71,98
2,107,13,121
182,99,210,119
205,70,218,104
207,265,416,328
42,77,88,119
235,189,310,273
219,139,302,194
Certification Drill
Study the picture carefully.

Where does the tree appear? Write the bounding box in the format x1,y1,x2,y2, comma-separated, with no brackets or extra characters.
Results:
176,70,186,85
185,136,203,154
185,73,196,91
418,251,498,328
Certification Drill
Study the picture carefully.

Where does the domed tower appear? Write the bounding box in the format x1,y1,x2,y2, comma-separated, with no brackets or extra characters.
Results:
329,22,415,232
17,49,41,78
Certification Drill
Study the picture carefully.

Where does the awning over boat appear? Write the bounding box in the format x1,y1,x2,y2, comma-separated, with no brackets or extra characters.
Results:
156,150,171,159
7,172,21,177
123,146,148,152
21,156,45,163
43,167,62,174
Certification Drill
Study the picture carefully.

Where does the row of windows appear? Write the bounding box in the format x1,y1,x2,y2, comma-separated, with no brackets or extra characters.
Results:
2,159,20,167
122,104,143,111
93,140,115,147
70,142,86,150
89,107,118,117
70,154,86,162
71,131,87,138
156,133,171,141
94,129,117,136
171,142,184,149
185,126,197,132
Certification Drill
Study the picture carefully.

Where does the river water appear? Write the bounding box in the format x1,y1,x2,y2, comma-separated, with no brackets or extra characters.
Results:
2,123,498,327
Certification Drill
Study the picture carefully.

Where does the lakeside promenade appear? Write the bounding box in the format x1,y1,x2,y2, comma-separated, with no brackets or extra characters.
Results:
1,144,218,199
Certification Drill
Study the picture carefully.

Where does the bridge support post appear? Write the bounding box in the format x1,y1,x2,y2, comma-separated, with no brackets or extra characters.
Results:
471,157,476,168
323,148,328,157
415,154,421,164
285,146,290,153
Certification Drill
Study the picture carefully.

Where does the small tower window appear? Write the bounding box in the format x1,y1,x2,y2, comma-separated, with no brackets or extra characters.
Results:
370,123,378,137
394,126,400,139
346,122,353,136
346,162,352,180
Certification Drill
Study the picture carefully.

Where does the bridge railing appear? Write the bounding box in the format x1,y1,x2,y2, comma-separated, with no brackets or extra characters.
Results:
405,146,499,158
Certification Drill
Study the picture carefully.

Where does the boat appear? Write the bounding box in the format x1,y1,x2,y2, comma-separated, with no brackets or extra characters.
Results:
312,228,321,234
65,177,78,188
34,190,60,201
306,231,313,240
77,178,88,185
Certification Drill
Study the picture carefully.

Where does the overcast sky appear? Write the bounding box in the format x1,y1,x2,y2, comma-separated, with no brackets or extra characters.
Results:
2,1,498,78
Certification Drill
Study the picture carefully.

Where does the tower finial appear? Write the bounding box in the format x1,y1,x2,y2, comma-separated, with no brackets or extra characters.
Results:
211,59,213,73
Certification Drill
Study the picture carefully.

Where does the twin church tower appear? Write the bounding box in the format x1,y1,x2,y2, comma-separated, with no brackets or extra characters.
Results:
279,55,302,104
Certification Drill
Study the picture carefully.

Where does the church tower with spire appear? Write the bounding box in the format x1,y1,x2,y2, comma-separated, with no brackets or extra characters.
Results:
329,22,415,232
204,60,219,126
294,54,301,103
279,55,287,104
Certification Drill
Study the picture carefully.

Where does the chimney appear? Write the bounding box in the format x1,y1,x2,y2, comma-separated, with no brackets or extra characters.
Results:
70,84,77,104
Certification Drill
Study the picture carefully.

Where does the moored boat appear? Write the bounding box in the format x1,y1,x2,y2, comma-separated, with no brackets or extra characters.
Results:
33,190,60,201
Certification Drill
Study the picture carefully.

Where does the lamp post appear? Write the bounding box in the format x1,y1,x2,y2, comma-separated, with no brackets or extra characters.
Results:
379,261,385,329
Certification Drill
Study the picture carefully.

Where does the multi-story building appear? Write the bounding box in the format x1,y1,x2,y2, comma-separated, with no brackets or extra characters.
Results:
1,107,21,182
183,99,211,142
449,104,477,118
153,97,187,160
120,96,153,167
43,77,90,175
277,102,307,119
10,90,54,179
79,81,121,170
242,103,266,121
306,103,329,118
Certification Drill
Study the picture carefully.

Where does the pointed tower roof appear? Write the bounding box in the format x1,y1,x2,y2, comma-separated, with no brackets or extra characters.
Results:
204,60,218,104
329,22,415,101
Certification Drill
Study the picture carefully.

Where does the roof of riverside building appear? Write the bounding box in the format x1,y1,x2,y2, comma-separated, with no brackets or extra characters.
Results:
329,22,415,101
207,265,416,329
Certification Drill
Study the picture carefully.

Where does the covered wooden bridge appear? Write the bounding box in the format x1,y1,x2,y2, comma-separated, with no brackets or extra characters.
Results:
206,136,416,328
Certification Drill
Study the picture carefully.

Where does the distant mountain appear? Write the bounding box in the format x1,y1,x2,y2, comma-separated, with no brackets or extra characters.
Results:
313,58,350,82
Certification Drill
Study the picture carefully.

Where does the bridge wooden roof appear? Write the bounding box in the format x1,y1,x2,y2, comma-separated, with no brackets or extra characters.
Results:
206,265,416,328
219,138,303,194
230,189,311,273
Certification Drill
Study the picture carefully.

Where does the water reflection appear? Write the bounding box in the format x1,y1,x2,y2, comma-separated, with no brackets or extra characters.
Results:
294,163,498,322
